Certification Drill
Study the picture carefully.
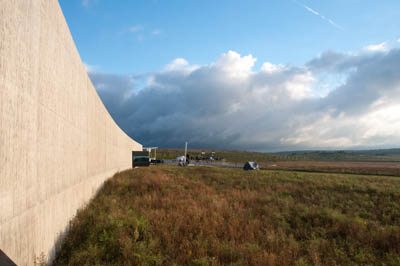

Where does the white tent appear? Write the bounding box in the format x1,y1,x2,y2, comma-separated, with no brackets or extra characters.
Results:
176,156,185,161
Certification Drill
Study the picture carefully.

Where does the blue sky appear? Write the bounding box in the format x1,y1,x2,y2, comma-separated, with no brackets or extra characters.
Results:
59,0,400,151
59,0,400,74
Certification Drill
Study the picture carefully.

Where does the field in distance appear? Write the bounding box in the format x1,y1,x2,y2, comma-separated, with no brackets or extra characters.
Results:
53,166,400,266
158,148,400,177
157,148,400,162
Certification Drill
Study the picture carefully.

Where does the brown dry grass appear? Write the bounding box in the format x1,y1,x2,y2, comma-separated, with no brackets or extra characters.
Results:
261,161,400,177
54,166,400,266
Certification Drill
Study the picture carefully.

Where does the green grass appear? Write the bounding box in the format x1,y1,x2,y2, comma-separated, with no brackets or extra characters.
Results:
53,166,400,266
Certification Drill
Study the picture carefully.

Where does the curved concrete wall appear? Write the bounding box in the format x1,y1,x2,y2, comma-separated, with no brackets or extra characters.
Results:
0,1,142,265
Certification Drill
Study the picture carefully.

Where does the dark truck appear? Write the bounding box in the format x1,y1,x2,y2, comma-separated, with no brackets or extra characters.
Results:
132,151,150,167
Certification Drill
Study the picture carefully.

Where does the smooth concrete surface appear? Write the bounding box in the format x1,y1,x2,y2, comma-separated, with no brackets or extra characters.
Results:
0,1,142,265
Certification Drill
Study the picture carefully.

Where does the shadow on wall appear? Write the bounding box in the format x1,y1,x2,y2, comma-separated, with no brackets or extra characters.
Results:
0,249,17,266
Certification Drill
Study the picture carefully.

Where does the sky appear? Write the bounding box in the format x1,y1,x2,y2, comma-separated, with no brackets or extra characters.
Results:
59,0,400,152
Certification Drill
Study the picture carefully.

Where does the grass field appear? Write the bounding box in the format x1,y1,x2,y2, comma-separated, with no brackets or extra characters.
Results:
53,166,400,266
157,148,400,163
158,148,400,177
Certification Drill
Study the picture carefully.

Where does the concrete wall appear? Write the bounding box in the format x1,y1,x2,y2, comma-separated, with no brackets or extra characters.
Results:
0,1,142,265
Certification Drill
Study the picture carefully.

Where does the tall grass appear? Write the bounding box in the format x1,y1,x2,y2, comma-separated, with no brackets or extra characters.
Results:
54,166,400,266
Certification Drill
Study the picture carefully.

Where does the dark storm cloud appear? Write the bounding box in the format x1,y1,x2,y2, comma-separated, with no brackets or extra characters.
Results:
89,49,400,151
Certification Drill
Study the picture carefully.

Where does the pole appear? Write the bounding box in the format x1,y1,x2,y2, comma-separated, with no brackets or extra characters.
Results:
184,141,188,164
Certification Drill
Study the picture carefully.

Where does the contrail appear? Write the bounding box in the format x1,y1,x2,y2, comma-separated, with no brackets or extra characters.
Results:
294,0,343,30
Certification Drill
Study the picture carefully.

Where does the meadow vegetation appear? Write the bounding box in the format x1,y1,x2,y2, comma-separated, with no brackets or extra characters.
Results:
54,166,400,266
157,148,400,163
158,148,400,177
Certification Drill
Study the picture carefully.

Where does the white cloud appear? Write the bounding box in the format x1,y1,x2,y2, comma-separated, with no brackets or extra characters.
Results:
364,42,388,52
261,62,285,73
284,71,315,100
360,104,400,140
282,102,400,148
83,62,97,73
89,48,400,151
397,38,400,43
165,58,189,71
129,25,144,33
213,51,256,78
295,1,343,30
303,5,320,16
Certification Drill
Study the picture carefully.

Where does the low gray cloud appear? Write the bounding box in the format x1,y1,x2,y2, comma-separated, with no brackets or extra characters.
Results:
89,49,400,152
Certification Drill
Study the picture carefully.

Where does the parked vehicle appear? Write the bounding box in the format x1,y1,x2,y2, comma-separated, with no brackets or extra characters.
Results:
150,159,164,164
243,161,259,171
132,151,150,167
